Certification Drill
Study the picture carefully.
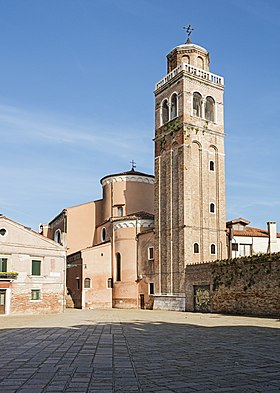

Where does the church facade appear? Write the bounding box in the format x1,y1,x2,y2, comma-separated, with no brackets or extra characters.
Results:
42,170,156,309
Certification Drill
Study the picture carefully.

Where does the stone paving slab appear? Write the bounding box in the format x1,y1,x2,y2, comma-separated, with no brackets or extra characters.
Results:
0,309,280,392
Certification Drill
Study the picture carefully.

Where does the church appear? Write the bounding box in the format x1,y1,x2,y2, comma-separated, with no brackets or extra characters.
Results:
41,30,228,311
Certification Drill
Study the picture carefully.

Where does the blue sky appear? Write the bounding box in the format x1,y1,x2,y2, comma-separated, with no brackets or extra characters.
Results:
1,0,280,231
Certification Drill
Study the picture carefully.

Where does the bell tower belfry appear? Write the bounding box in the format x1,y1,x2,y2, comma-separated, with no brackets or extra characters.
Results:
153,31,227,311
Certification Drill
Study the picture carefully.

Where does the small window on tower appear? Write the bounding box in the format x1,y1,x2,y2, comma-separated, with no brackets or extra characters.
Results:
205,96,215,122
209,161,215,171
170,93,178,120
148,247,154,260
193,92,202,118
210,203,215,213
182,55,190,64
197,56,204,69
161,99,169,124
149,283,155,295
193,243,200,254
211,244,216,255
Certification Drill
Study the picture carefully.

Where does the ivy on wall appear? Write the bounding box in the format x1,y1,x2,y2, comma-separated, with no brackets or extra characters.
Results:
211,252,280,291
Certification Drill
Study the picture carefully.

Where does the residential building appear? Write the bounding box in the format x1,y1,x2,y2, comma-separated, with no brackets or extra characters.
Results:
227,218,280,258
0,215,66,315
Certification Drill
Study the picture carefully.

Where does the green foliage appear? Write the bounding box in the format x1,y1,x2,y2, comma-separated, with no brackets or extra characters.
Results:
211,252,280,291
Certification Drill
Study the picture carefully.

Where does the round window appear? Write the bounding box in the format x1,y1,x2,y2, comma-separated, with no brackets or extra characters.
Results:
101,227,106,242
0,228,7,236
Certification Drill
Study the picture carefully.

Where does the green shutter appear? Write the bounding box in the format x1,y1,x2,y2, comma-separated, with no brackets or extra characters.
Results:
0,258,7,272
32,260,41,276
31,290,41,300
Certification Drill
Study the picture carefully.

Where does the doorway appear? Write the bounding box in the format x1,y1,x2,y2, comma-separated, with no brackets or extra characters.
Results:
0,290,6,314
140,294,145,309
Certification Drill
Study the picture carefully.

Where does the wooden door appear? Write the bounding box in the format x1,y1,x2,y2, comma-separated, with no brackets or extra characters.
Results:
140,294,145,309
0,290,6,314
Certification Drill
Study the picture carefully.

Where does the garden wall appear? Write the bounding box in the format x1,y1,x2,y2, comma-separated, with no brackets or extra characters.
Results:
185,253,280,316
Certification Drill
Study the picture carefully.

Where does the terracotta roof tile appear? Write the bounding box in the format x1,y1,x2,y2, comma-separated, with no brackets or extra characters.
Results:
233,226,280,238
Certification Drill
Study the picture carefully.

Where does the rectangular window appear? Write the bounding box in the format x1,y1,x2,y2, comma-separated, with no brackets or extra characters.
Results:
239,244,252,257
232,243,238,251
31,289,41,300
117,206,124,217
148,247,154,260
149,283,154,295
0,258,7,272
32,260,41,276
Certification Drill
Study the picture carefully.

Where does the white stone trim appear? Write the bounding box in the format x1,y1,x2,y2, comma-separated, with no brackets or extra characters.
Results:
173,43,208,53
155,63,224,91
102,175,154,186
114,219,154,230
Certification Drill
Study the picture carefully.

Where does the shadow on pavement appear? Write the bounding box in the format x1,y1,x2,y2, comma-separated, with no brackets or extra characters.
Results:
0,318,280,392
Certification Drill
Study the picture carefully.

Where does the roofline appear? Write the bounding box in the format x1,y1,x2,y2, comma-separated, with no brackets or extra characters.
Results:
100,171,155,184
0,215,65,249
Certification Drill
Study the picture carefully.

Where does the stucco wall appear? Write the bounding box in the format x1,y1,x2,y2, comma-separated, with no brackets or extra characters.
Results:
0,217,66,315
67,202,96,254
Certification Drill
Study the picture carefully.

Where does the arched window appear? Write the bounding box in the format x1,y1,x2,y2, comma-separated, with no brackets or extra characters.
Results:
211,244,216,254
193,92,202,117
197,56,204,69
84,278,91,289
209,160,215,171
116,253,121,282
210,203,215,213
161,99,169,124
205,96,215,122
54,229,62,244
182,55,190,64
193,243,200,254
170,93,178,120
101,227,106,242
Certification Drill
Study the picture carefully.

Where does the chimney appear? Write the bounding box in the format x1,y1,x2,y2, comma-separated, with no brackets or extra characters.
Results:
267,221,277,253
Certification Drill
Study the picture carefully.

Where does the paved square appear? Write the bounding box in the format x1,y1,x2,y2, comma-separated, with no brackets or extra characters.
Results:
0,309,280,392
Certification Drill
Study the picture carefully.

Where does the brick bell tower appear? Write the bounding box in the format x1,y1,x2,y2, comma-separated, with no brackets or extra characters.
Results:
153,28,227,311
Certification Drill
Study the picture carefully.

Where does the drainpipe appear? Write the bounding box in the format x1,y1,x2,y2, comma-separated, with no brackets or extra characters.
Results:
136,218,139,309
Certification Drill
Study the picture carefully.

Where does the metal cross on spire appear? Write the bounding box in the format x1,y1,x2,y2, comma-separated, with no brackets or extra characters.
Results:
183,24,194,44
130,160,136,171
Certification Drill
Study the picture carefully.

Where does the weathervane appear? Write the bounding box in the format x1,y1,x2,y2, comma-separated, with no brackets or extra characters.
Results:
130,160,136,171
183,24,194,44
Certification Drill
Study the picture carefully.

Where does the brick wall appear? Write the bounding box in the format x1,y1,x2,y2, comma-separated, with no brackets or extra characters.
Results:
185,253,280,316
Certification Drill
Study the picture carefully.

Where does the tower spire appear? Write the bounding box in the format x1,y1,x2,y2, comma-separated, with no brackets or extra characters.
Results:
183,24,194,44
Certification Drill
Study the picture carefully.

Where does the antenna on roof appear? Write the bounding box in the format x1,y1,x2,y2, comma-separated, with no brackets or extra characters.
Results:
130,160,136,171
